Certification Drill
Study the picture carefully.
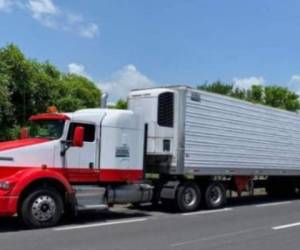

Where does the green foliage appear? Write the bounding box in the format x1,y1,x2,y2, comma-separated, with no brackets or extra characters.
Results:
107,99,128,110
54,74,101,112
0,78,14,140
199,81,234,96
248,85,263,103
264,86,300,111
115,99,128,109
0,44,101,141
231,87,246,100
198,81,300,112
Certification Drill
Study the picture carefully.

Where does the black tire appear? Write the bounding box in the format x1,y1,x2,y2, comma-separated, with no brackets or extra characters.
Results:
176,182,201,212
205,182,226,209
20,187,64,228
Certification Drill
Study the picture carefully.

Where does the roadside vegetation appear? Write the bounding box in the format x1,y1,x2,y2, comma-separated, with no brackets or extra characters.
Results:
0,44,299,141
0,44,103,140
199,81,300,112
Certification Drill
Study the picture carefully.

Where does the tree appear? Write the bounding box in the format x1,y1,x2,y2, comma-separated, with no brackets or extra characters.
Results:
198,81,300,112
114,99,128,109
107,99,128,109
0,44,33,125
231,87,246,100
247,85,263,103
264,86,300,111
54,74,101,112
199,81,234,95
0,43,102,140
28,60,61,115
0,77,14,140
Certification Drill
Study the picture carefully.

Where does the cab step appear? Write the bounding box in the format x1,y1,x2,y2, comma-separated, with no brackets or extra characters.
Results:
73,185,107,211
76,204,108,211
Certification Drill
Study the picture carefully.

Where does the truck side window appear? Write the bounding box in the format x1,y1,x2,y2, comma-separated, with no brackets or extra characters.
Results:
157,92,174,127
67,123,95,142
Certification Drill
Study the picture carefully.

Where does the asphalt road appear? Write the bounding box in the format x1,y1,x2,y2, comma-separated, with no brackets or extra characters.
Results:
1,196,300,250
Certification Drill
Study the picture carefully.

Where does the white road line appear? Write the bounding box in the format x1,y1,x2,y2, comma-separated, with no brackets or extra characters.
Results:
53,218,148,231
171,227,264,247
256,201,292,208
272,222,300,230
181,208,232,216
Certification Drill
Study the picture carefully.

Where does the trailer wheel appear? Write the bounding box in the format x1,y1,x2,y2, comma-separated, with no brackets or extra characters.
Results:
176,182,201,212
205,182,226,209
20,187,64,228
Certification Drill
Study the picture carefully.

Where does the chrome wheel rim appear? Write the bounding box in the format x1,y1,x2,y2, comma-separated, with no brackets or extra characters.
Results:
209,186,222,205
183,187,197,207
31,195,56,222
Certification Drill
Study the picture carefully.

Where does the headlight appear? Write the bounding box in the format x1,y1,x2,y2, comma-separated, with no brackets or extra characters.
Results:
0,181,11,190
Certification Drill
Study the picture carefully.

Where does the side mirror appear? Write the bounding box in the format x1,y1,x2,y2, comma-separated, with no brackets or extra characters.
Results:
20,127,29,139
72,126,84,147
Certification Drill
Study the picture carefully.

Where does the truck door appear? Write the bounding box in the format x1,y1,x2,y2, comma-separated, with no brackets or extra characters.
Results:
65,122,98,182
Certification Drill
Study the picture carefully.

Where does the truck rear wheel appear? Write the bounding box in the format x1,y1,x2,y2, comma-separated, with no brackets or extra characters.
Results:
205,182,226,209
20,187,64,228
176,182,201,212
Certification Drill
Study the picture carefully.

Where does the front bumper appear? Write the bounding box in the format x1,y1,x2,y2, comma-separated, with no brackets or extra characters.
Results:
0,192,18,216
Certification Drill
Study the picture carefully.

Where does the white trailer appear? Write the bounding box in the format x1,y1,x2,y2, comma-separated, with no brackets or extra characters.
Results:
129,86,300,211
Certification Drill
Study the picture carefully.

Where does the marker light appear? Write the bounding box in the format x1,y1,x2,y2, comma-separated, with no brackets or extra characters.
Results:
47,106,58,113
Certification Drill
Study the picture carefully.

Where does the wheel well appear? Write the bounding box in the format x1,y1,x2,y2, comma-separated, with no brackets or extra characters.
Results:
18,178,68,212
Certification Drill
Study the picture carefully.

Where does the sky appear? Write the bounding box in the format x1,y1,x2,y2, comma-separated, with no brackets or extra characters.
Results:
1,0,300,101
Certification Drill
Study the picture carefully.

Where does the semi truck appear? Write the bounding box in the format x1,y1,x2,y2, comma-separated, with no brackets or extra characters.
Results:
1,86,300,228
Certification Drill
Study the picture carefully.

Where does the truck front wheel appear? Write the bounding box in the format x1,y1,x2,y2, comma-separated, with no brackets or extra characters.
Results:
20,187,64,228
176,182,201,212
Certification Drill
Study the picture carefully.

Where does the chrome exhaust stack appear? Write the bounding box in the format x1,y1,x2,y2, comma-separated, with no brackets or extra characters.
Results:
101,93,108,108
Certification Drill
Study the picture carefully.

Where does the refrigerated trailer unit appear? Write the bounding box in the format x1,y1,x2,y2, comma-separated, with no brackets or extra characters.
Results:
1,85,300,228
129,86,300,176
129,86,300,210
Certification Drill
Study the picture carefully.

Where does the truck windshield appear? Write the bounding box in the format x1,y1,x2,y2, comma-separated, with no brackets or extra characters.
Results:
29,120,65,140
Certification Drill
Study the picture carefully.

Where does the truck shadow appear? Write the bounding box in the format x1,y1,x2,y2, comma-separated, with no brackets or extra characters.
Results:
0,195,298,233
227,194,300,207
0,210,151,233
127,194,300,212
